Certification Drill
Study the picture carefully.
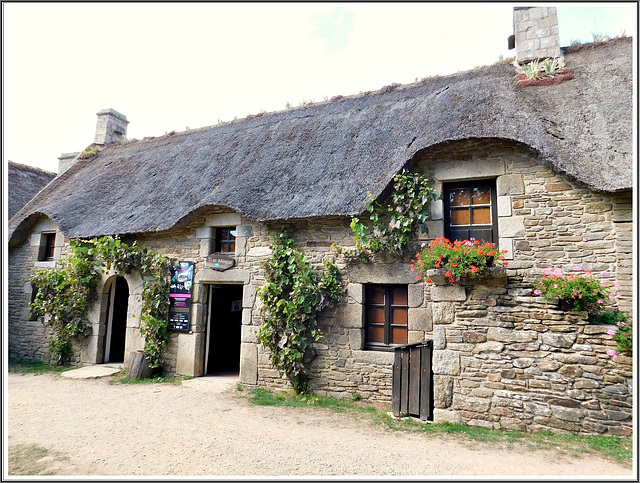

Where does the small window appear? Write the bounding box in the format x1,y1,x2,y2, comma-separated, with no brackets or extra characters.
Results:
365,285,408,350
444,180,497,243
38,232,57,261
215,228,236,253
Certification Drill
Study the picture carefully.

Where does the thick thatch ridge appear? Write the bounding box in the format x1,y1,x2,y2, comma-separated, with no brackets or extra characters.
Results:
8,161,56,220
9,38,632,243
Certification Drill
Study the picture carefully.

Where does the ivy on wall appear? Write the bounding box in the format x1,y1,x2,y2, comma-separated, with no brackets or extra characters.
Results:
348,171,436,260
30,236,171,370
257,228,343,394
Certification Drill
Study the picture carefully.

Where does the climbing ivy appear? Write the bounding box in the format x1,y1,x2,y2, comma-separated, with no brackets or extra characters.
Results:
349,171,436,260
29,241,100,364
257,228,343,394
30,236,171,370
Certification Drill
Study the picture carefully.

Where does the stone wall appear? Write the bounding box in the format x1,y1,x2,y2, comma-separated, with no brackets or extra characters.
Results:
8,217,67,363
429,274,632,436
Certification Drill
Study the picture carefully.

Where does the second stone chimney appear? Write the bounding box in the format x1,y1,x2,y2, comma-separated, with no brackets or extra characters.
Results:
513,6,561,63
93,108,129,145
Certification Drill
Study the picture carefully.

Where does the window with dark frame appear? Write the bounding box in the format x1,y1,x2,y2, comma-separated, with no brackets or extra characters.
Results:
365,284,408,349
215,227,236,253
443,180,498,243
38,232,57,261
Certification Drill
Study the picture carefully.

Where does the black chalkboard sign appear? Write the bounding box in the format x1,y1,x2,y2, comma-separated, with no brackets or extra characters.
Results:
168,311,190,333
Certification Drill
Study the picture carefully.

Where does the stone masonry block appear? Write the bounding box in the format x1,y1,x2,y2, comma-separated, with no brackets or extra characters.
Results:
497,174,525,195
432,349,460,375
196,226,214,239
432,302,456,324
347,283,364,304
433,325,447,349
407,283,424,308
349,328,364,350
434,158,505,181
239,343,258,384
498,216,525,237
243,284,257,308
430,199,443,220
339,302,363,328
498,237,514,260
487,327,538,343
408,307,432,332
431,285,466,302
497,196,512,217
420,221,444,240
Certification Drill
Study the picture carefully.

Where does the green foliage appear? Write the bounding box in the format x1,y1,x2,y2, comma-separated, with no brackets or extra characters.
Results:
79,145,100,159
257,228,343,394
412,237,507,284
533,267,613,313
30,241,100,363
602,314,633,357
8,359,74,374
30,236,171,370
349,171,436,260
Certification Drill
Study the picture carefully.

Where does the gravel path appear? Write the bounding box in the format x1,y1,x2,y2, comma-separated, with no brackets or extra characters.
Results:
7,372,632,478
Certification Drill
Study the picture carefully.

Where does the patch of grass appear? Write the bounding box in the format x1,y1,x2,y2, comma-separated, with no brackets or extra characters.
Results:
108,370,192,385
8,443,68,475
245,388,633,467
8,359,72,374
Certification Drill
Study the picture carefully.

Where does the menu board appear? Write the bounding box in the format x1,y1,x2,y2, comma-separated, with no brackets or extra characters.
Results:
168,261,194,333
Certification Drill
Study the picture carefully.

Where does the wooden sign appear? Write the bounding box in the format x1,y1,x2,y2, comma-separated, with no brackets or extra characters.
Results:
206,254,235,271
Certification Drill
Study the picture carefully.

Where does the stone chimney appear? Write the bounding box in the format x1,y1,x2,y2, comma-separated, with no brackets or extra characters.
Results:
93,108,129,145
513,6,561,63
57,108,128,173
57,152,80,174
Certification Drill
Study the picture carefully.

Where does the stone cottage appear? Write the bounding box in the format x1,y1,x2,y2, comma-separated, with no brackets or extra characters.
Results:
8,8,633,435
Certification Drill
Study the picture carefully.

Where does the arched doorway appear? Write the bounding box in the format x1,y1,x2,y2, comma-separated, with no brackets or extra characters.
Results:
103,276,129,363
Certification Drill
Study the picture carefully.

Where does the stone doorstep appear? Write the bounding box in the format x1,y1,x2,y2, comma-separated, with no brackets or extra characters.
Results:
60,363,123,379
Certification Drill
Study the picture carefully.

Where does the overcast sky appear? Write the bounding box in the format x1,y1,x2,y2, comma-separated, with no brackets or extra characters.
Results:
3,2,637,174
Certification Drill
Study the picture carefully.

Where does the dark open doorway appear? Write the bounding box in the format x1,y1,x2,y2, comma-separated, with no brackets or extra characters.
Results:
103,276,129,363
204,284,243,375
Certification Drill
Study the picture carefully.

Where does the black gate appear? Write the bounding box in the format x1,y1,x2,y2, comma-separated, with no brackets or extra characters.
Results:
392,341,433,421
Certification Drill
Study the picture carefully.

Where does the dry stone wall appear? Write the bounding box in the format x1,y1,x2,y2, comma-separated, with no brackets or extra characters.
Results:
429,274,632,436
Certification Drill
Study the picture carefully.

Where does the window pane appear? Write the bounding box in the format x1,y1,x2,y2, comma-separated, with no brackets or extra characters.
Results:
472,207,491,225
391,327,407,344
391,287,407,306
450,189,470,206
391,308,408,326
451,208,470,226
472,187,491,205
368,286,385,305
368,325,384,343
368,306,385,324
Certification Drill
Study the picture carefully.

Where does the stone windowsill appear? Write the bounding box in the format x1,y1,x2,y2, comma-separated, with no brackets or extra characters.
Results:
426,267,507,287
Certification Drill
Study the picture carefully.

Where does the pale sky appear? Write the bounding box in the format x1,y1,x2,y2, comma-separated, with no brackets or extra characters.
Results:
2,2,637,174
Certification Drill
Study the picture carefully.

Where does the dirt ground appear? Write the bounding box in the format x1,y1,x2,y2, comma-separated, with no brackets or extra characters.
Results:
6,372,634,478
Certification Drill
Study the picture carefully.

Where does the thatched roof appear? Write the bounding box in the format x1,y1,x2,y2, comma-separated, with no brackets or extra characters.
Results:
8,161,56,220
9,38,632,244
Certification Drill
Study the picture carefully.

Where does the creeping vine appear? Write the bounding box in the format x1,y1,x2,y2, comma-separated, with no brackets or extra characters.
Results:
257,228,343,394
348,171,436,260
30,236,171,370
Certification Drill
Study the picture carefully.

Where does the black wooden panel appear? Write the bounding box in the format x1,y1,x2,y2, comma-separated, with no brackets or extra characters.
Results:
400,351,409,415
408,346,421,416
420,342,433,421
392,349,402,416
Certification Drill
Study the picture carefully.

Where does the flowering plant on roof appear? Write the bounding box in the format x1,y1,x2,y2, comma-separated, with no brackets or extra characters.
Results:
411,237,508,284
532,267,616,313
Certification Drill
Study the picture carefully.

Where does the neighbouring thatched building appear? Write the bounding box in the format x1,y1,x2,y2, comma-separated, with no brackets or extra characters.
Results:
8,161,56,220
8,7,633,436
